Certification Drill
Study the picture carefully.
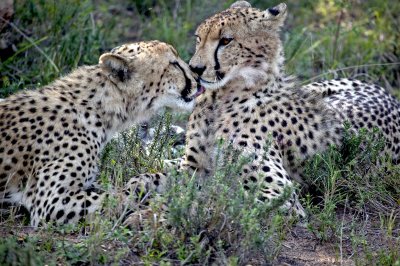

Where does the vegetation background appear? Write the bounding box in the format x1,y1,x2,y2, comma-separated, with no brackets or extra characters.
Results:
0,0,399,265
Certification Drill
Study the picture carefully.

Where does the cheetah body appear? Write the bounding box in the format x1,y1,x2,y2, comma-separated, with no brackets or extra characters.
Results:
0,41,201,226
183,1,400,214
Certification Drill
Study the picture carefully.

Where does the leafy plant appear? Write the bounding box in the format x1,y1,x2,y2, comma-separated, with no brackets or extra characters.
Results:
303,124,399,243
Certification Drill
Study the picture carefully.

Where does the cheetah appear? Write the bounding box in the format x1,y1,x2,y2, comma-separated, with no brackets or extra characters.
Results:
128,2,400,217
0,41,204,226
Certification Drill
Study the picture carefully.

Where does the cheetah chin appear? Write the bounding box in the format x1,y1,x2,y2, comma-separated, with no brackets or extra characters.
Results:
199,62,270,91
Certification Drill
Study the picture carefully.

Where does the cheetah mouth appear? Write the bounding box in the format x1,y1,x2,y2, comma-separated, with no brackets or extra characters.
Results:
183,84,205,102
193,84,206,98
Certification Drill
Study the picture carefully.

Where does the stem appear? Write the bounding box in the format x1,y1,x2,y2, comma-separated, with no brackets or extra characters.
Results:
332,9,344,63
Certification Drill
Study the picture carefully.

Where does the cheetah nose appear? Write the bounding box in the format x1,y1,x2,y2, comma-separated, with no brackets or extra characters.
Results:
190,65,206,77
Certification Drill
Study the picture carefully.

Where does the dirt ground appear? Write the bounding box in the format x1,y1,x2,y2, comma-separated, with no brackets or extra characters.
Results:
1,209,398,265
274,211,398,266
276,224,355,266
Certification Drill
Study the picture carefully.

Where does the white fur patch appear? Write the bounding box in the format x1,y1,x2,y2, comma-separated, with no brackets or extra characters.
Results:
200,62,270,90
152,94,195,113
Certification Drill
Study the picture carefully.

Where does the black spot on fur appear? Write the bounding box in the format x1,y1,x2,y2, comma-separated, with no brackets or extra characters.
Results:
268,7,280,16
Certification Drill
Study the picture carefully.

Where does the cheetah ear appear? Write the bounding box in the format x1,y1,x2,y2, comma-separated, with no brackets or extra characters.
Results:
99,53,131,82
262,3,287,28
168,45,179,57
230,1,251,9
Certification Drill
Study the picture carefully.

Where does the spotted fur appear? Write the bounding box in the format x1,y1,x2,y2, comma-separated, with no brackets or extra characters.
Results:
0,41,203,226
185,1,400,215
127,2,400,217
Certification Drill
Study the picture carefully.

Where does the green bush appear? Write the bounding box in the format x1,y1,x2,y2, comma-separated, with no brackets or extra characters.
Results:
126,141,297,264
303,124,400,241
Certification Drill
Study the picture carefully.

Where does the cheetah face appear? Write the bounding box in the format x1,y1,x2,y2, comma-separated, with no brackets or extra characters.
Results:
189,1,287,90
99,41,204,113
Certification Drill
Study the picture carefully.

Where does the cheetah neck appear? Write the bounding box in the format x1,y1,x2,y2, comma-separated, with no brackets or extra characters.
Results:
44,66,146,146
190,74,295,142
218,73,295,102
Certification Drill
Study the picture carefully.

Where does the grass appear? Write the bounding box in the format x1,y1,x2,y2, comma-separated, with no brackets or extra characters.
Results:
125,141,296,264
303,123,399,232
1,122,398,264
301,123,400,265
0,0,399,264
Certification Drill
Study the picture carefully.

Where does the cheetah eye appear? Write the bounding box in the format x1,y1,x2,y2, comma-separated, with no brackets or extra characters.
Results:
219,37,233,46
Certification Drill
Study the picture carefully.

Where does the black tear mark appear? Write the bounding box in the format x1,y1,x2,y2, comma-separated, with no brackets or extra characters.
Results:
268,7,280,16
214,29,223,72
214,44,221,71
214,40,227,81
171,62,192,102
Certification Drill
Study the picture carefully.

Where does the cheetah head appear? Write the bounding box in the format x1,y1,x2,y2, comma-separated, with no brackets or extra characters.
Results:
99,41,204,115
189,1,287,90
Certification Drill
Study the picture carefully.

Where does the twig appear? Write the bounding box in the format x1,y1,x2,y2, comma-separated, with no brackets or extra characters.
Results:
219,212,227,232
332,9,344,63
339,197,348,266
173,0,181,21
111,197,130,231
0,16,59,72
